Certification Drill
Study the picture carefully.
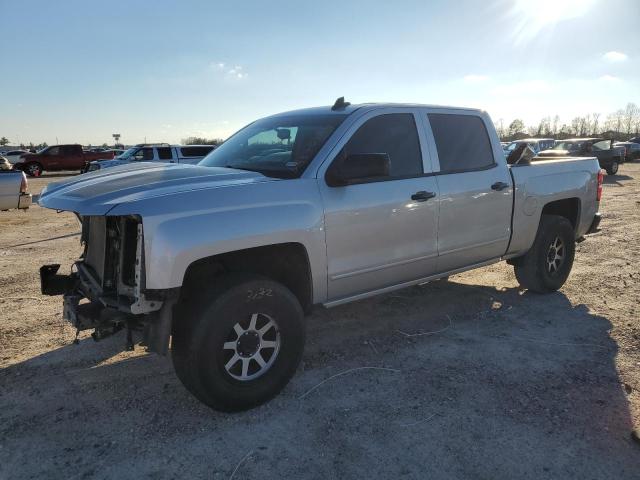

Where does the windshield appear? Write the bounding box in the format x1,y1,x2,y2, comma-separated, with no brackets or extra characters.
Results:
199,114,348,178
116,147,139,159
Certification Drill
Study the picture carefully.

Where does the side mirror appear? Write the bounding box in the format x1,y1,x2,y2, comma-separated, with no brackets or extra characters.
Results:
276,129,291,141
326,153,390,186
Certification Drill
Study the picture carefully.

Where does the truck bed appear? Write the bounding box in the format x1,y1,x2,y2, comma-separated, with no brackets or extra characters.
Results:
507,156,601,256
0,170,32,210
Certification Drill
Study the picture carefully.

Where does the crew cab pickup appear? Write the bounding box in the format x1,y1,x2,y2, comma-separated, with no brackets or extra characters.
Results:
86,144,216,172
14,144,114,176
537,138,624,175
37,100,603,412
0,168,32,210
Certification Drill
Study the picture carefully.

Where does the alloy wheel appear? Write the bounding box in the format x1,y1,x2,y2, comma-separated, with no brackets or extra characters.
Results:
222,313,281,381
546,236,565,274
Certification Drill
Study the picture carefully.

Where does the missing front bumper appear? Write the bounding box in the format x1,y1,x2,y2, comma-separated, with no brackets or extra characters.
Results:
40,264,76,296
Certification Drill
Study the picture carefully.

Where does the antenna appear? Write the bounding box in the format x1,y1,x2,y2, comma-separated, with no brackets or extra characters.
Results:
331,97,350,111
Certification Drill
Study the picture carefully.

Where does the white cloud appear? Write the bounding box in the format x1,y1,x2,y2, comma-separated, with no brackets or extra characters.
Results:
603,51,627,62
213,62,248,80
463,74,489,83
490,80,552,96
210,62,249,80
599,74,622,82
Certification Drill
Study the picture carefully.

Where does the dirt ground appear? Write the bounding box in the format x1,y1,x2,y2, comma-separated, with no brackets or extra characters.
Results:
0,165,639,479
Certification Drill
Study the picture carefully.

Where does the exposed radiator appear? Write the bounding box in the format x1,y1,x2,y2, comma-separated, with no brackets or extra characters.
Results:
84,216,107,284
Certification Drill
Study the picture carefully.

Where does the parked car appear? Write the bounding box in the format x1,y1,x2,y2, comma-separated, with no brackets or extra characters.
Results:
503,138,555,157
38,100,602,412
614,142,640,162
1,149,30,165
85,144,216,171
13,144,114,176
629,137,640,144
537,138,625,175
0,158,32,210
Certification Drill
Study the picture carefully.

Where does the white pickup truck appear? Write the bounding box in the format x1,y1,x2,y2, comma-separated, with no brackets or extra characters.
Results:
0,166,32,211
37,100,603,411
85,144,216,172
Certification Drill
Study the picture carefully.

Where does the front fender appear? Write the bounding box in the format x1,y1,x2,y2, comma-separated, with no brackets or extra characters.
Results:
108,178,328,303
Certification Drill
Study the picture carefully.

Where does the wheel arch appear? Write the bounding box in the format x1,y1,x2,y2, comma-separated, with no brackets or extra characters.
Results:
179,242,314,314
540,197,581,231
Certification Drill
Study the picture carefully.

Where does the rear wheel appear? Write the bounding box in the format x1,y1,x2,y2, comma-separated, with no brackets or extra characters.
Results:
513,215,575,293
25,162,43,177
605,160,619,175
171,274,305,411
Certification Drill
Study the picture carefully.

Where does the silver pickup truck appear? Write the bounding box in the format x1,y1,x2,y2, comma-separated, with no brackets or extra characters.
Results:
0,166,32,211
37,100,603,411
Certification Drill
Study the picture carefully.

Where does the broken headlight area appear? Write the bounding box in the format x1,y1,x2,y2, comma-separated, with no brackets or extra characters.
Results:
40,215,176,353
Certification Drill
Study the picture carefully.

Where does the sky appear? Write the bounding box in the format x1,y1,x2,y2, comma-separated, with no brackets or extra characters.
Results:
0,0,638,146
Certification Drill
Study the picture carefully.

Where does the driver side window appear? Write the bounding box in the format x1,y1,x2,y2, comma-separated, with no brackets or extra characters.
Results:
133,148,154,161
341,113,423,178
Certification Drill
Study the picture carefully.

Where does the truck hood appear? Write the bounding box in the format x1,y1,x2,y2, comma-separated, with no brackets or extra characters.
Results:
91,158,130,169
38,162,272,215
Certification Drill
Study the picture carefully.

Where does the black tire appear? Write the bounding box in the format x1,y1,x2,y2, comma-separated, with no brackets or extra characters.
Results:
171,274,305,411
24,162,43,177
513,215,575,293
605,160,619,175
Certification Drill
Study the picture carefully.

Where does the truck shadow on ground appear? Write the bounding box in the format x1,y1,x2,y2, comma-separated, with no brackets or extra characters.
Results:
1,280,637,478
603,173,633,185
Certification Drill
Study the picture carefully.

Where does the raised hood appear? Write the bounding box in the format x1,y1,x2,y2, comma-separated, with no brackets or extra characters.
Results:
537,150,571,158
38,162,271,215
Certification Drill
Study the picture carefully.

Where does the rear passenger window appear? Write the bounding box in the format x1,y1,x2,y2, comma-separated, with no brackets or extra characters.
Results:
180,146,215,157
428,114,495,173
157,147,173,160
343,113,422,178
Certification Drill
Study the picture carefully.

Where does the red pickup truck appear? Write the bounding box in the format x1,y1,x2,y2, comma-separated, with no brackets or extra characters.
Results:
14,144,114,176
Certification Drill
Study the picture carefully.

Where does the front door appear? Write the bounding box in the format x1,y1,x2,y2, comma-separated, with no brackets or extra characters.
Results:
319,110,440,301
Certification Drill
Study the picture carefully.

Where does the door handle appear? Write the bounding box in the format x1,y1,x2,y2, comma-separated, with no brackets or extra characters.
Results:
411,191,436,202
491,181,509,191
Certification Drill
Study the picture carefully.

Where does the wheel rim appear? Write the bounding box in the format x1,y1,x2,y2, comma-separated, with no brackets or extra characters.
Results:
546,236,565,274
222,313,281,381
611,162,618,173
28,164,40,176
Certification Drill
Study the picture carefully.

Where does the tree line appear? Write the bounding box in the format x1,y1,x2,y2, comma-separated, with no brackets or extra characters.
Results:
496,102,640,142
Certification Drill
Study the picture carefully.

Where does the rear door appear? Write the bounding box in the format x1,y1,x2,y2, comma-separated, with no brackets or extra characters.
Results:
422,110,512,272
319,108,440,301
62,145,84,169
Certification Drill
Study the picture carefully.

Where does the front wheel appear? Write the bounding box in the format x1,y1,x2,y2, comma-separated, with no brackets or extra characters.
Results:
605,160,619,175
171,274,305,411
513,215,575,293
25,162,43,177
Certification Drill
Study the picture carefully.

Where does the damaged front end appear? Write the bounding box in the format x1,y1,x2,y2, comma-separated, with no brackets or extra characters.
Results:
40,215,178,354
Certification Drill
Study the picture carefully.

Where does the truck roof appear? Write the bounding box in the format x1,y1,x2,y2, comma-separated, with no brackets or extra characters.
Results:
269,102,485,119
560,138,604,142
